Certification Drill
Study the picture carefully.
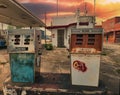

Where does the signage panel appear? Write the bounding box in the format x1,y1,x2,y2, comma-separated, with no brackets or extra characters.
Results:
71,54,100,86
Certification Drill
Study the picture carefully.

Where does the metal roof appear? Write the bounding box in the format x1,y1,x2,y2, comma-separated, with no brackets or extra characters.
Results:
0,0,45,27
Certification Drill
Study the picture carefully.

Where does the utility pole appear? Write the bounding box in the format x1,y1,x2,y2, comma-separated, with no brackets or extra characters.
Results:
57,0,58,16
45,12,47,44
94,0,96,26
84,2,87,16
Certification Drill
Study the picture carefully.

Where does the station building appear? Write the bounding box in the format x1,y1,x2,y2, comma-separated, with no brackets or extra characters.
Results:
102,17,120,43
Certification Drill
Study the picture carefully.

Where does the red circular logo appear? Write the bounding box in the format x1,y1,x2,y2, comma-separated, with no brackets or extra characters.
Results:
73,60,87,72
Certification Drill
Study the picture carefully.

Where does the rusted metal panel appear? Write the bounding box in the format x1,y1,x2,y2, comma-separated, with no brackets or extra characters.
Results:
71,54,100,86
10,53,35,83
7,29,41,53
70,34,102,53
70,27,103,87
7,29,42,83
71,28,103,34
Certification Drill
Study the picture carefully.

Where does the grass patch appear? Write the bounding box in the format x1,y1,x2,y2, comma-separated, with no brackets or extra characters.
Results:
44,44,53,50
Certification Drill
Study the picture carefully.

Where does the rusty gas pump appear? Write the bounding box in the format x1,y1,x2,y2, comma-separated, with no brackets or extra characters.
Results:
7,29,42,83
70,16,103,87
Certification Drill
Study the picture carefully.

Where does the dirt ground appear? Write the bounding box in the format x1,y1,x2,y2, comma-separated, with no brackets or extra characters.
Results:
100,43,120,95
0,49,10,91
0,43,120,94
40,48,70,73
101,43,120,76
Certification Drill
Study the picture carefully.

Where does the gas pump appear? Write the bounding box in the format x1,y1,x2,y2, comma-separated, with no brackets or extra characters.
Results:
70,16,103,87
7,29,42,83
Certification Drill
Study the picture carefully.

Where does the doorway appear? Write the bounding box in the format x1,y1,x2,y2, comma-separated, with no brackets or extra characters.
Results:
57,29,64,47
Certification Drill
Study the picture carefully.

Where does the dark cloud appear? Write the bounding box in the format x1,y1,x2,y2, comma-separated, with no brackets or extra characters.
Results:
17,0,120,24
22,3,57,19
22,1,95,19
22,3,74,20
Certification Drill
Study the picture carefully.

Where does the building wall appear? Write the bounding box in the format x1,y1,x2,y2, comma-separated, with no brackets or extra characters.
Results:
50,15,97,47
0,23,8,30
102,17,120,43
65,25,76,49
108,32,115,43
51,26,76,48
104,32,115,43
50,16,76,47
102,18,115,33
51,28,68,47
102,17,120,32
64,28,67,48
77,16,94,29
51,29,58,47
115,17,120,23
52,16,76,26
115,31,120,43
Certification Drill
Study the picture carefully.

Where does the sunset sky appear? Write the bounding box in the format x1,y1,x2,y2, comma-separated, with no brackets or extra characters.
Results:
16,0,120,25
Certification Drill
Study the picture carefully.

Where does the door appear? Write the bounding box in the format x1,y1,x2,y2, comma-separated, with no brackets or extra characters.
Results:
57,29,64,47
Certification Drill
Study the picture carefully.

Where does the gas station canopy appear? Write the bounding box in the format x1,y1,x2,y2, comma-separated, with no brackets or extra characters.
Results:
0,0,45,27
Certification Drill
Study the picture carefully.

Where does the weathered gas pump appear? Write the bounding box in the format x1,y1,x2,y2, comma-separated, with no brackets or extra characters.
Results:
7,29,42,83
70,16,103,86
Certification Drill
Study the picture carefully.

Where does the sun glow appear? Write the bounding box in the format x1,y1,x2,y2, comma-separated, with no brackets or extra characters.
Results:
106,0,120,3
98,0,120,4
47,12,74,17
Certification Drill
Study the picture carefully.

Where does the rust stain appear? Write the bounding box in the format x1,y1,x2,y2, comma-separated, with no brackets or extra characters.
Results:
73,60,87,72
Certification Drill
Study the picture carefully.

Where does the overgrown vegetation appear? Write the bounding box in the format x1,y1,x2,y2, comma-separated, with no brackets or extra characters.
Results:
44,44,53,50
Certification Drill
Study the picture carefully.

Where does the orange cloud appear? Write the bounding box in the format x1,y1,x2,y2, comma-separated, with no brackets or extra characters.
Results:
17,0,120,25
96,3,120,19
17,0,84,4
